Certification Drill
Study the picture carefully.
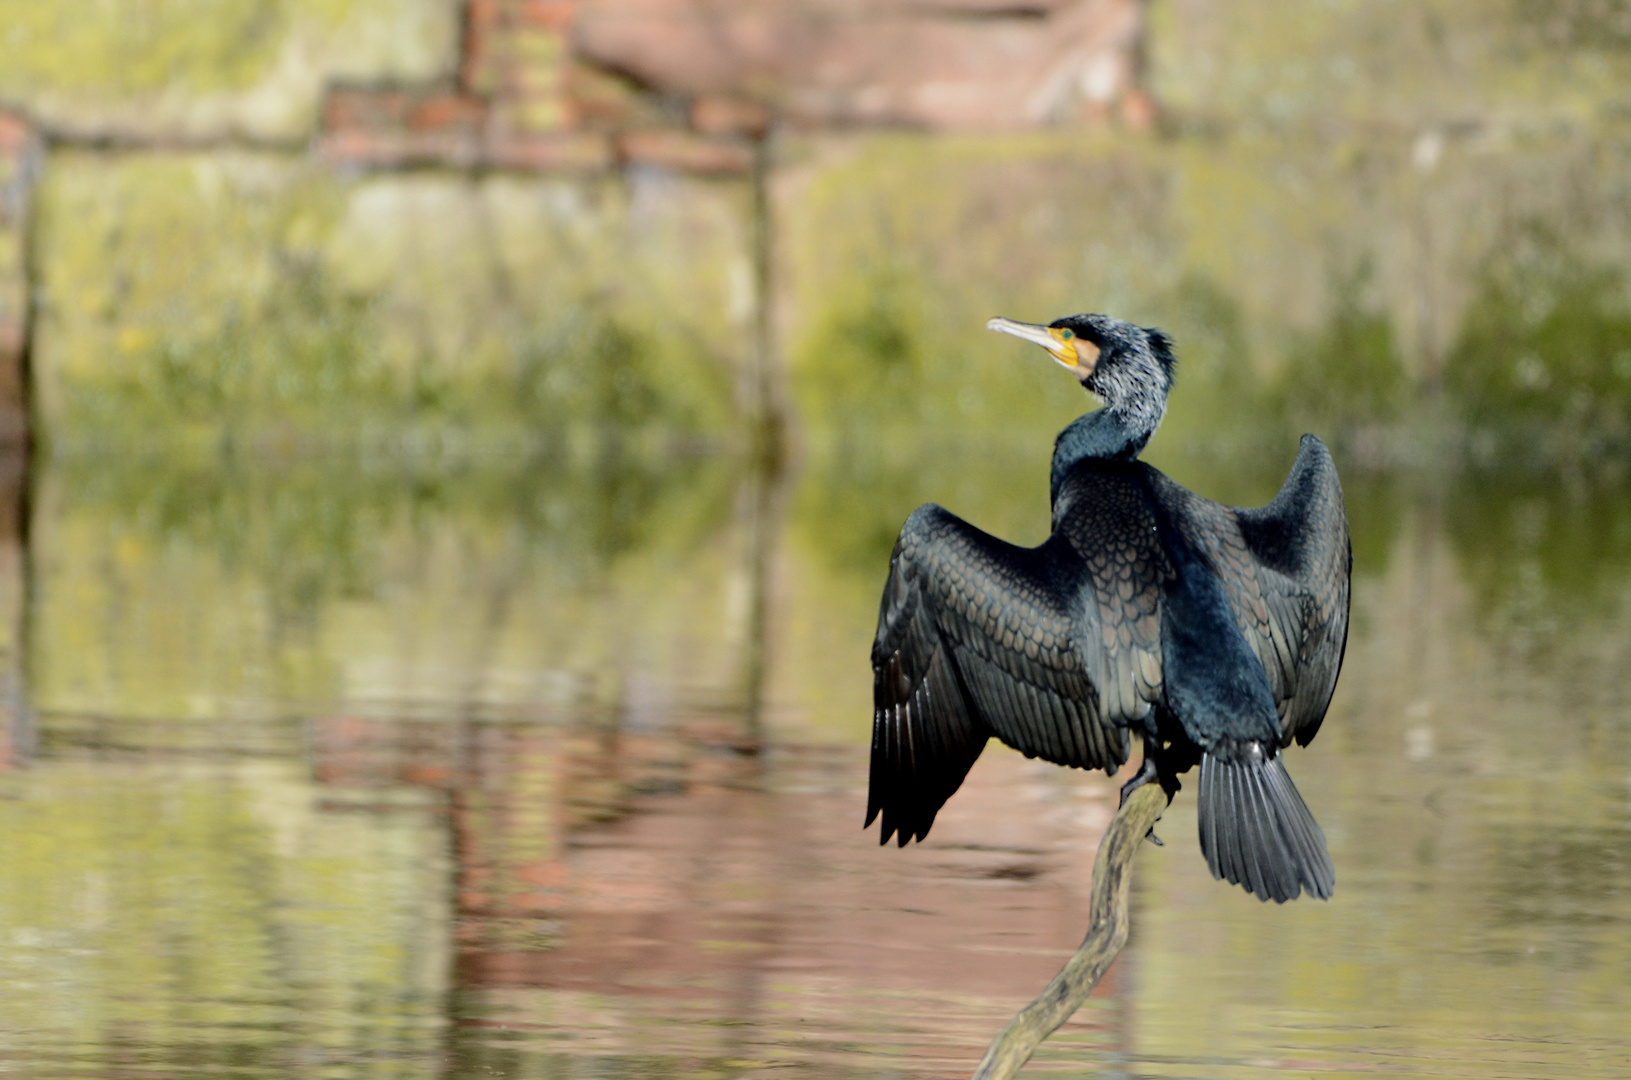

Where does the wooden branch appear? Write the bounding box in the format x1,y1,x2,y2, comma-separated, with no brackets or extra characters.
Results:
970,781,1168,1080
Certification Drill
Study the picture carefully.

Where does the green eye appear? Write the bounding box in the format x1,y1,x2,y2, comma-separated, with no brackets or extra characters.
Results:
1061,329,1074,340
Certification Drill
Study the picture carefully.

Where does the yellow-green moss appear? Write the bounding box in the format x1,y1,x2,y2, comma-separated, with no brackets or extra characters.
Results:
31,152,743,452
0,0,456,139
1147,0,1631,130
782,127,1631,466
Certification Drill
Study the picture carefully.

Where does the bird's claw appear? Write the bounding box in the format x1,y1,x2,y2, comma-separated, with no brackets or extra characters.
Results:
1121,741,1177,849
1119,753,1161,808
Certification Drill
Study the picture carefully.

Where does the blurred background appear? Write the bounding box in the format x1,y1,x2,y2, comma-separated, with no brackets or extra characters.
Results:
0,1,1629,1077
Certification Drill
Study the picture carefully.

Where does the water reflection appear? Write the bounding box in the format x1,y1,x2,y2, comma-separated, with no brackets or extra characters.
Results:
1445,228,1631,462
31,448,738,723
13,71,1631,1079
1445,467,1631,655
1,434,1628,1078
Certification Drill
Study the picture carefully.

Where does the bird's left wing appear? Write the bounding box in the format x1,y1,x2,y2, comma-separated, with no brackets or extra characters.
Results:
1151,436,1351,747
869,504,1127,846
1234,436,1351,745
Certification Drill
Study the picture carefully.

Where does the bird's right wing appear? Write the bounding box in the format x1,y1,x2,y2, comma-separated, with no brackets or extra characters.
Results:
868,504,1134,846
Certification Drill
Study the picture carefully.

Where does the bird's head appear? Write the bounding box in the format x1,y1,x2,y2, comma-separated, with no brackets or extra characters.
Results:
985,313,1176,433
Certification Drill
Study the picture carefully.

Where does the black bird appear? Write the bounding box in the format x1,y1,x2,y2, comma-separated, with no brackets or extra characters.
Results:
866,314,1349,903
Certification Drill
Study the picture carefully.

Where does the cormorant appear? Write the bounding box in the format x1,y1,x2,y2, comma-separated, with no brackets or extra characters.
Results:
866,314,1349,903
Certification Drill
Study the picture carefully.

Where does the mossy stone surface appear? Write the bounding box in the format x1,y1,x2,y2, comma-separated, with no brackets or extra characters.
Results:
0,0,455,139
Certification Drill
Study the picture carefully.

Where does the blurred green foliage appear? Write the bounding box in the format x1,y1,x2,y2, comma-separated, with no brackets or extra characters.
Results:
1443,230,1631,461
1147,0,1631,130
30,131,1631,467
34,153,740,456
63,256,713,456
68,258,386,443
0,0,298,95
793,437,1055,586
1444,466,1631,651
785,132,1631,476
0,758,449,1074
32,446,739,721
1277,266,1407,436
1513,0,1631,53
787,135,1172,447
795,263,927,441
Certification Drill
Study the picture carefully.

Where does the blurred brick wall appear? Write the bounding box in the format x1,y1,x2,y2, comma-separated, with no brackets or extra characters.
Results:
319,0,1152,174
307,713,1132,1053
0,110,28,769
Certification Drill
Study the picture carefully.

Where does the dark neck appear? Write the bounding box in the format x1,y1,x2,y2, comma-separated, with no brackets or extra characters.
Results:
1050,409,1152,504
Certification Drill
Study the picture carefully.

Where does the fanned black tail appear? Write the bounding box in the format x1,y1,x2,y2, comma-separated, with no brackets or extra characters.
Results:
1197,746,1334,903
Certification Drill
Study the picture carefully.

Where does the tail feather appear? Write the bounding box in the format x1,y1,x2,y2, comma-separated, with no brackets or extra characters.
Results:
1198,748,1334,903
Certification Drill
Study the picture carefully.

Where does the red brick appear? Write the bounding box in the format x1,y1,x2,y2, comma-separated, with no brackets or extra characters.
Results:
691,95,770,138
461,0,505,94
318,128,391,164
619,129,753,175
517,0,575,30
1120,87,1157,130
406,93,488,133
485,131,614,171
576,0,1147,132
319,0,1150,174
400,764,455,787
0,111,30,154
324,88,411,130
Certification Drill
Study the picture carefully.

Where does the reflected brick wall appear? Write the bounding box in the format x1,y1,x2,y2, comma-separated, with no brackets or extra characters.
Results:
309,713,1132,1061
0,110,35,448
0,113,26,768
0,446,25,771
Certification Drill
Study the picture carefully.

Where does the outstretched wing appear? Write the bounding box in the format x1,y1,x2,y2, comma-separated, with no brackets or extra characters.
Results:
1234,435,1350,745
1153,436,1351,747
868,503,1133,846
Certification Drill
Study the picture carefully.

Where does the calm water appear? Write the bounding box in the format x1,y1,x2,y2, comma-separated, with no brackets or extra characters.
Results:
13,51,1631,1071
0,434,1627,1079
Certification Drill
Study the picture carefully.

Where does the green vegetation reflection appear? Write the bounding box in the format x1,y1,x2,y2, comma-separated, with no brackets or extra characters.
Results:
1445,229,1631,463
31,448,740,722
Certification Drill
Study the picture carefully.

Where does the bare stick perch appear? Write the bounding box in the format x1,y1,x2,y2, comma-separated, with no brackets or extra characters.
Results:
970,782,1168,1080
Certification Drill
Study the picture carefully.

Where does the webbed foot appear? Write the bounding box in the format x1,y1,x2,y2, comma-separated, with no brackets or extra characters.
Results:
1119,754,1166,844
1119,753,1160,807
1121,740,1184,845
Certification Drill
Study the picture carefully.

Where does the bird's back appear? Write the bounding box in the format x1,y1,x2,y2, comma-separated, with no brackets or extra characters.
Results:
1095,438,1347,903
1149,436,1351,747
1050,437,1349,749
1046,460,1172,732
866,434,1349,901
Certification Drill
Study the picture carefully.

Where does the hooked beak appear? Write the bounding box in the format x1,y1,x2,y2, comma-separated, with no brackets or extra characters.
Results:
985,317,1099,380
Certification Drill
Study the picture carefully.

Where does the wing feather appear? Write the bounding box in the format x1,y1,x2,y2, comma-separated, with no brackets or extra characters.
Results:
1151,436,1352,747
1052,467,1168,733
1236,436,1351,745
867,503,1138,844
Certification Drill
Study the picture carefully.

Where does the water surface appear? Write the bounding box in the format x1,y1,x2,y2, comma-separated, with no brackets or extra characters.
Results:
1,437,1628,1079
13,54,1631,1075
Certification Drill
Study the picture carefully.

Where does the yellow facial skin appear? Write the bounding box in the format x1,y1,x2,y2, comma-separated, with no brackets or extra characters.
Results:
985,317,1101,381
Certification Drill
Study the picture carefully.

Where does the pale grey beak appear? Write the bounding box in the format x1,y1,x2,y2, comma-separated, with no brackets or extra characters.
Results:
985,317,1060,352
986,316,1087,372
